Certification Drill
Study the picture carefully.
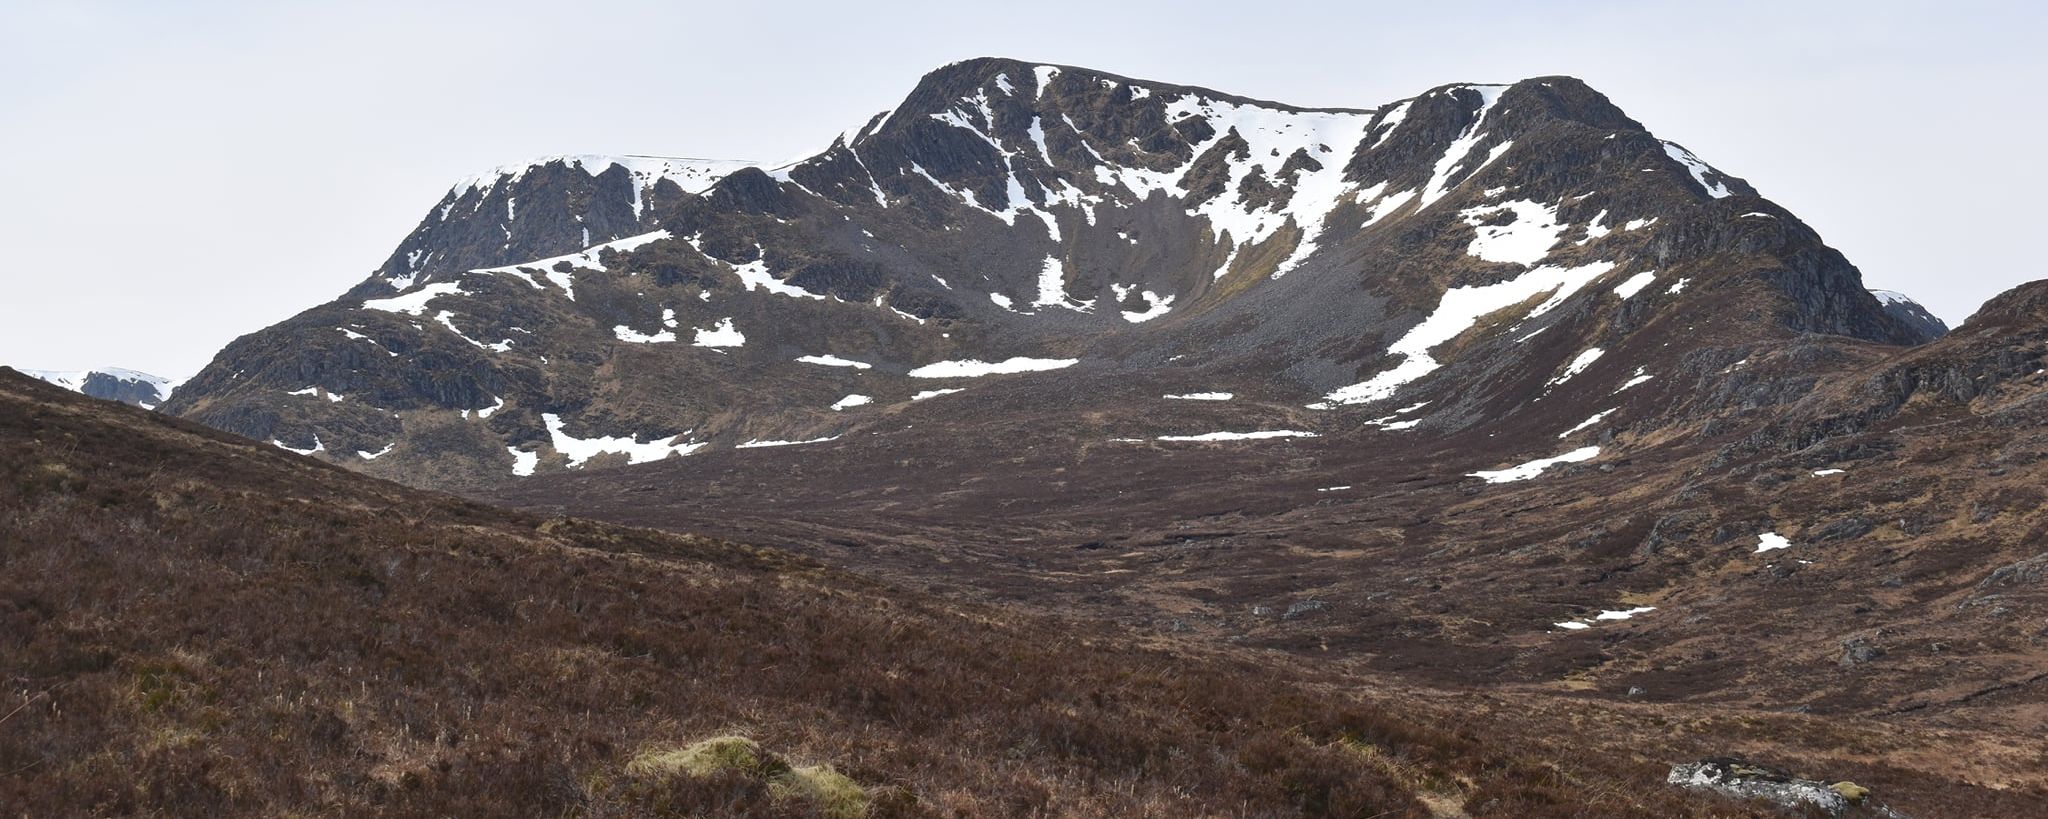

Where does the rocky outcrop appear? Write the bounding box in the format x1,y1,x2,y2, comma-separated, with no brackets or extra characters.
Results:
1667,759,1906,817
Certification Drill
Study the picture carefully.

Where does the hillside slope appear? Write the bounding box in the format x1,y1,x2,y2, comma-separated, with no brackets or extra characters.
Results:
5,366,1910,817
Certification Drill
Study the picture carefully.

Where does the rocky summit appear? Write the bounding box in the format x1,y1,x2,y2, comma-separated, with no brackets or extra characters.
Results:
22,367,174,408
102,58,2048,814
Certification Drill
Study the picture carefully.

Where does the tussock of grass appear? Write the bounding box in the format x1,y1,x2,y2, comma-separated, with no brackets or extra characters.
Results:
628,736,787,780
772,764,868,818
629,736,869,817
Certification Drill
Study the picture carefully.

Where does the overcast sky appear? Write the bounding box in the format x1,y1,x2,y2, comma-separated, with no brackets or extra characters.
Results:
2,0,2040,378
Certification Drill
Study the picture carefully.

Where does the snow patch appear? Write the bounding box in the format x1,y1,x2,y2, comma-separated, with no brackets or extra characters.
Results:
1157,430,1318,442
1110,283,1175,323
1418,86,1510,209
692,318,745,348
1612,270,1658,299
796,354,872,369
542,413,702,467
1470,446,1601,483
1319,261,1616,406
508,447,538,477
1662,141,1733,199
362,281,465,315
1559,409,1616,438
1595,606,1656,621
737,436,841,449
1547,348,1605,388
272,436,324,456
907,357,1077,378
1460,200,1568,265
1032,256,1093,311
471,230,673,301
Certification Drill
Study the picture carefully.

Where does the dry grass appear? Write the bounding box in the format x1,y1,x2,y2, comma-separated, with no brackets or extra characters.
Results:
0,369,1845,816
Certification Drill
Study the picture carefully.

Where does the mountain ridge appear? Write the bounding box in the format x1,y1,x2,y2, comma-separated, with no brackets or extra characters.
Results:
162,61,1938,489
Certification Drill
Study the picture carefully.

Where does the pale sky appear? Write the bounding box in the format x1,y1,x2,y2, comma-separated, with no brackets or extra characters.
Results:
3,0,2040,378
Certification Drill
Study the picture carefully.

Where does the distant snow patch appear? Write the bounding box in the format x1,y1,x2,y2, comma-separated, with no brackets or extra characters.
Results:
1812,468,1844,477
472,230,673,301
614,308,679,344
1615,367,1654,393
692,318,745,348
1460,200,1568,265
1418,85,1508,208
543,413,702,467
1165,392,1233,401
1111,283,1174,323
907,357,1077,378
1319,261,1616,406
831,394,873,411
1559,409,1616,438
272,436,324,456
737,435,841,449
911,388,964,401
1612,270,1658,299
358,443,395,460
1032,256,1094,312
1594,606,1656,621
1157,430,1318,442
796,354,872,369
1470,446,1600,483
1555,604,1656,630
337,327,397,356
508,447,538,477
1755,532,1792,553
1546,348,1604,388
1662,141,1733,198
362,281,465,315
613,326,675,344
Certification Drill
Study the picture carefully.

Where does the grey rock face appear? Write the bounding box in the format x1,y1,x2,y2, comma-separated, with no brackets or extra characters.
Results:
1666,759,1904,817
1869,289,1949,342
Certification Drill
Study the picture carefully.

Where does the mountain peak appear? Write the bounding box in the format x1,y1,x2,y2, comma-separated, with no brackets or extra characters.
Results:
14,366,175,408
168,62,1939,485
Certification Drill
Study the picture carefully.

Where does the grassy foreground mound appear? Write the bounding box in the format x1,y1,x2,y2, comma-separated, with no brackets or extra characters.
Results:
0,368,1767,816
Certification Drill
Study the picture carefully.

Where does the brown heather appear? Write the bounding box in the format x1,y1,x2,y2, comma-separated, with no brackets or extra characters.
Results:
0,369,2000,816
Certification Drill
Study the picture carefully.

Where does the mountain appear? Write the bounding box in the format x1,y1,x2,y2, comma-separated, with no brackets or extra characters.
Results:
1868,288,1949,341
18,57,2047,814
162,58,1938,490
21,367,175,408
9,365,1969,817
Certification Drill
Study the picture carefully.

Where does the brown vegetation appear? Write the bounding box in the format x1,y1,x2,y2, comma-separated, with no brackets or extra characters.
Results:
0,369,1809,816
